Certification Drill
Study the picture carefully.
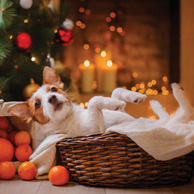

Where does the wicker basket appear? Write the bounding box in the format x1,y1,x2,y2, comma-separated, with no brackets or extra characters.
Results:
56,132,194,188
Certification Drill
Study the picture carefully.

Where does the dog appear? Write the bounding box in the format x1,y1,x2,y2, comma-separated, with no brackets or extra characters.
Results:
8,66,147,138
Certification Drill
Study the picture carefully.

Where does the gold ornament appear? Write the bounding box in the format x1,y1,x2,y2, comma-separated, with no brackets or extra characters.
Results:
23,79,40,99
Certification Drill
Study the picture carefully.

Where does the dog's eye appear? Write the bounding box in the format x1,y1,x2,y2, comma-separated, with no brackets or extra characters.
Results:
51,87,57,92
35,100,41,109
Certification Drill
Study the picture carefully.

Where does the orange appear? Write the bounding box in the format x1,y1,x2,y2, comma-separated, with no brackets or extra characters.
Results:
0,117,9,130
0,129,8,139
48,166,69,186
0,161,16,179
6,124,13,133
15,144,33,162
0,138,14,162
18,162,37,180
14,131,31,146
8,131,17,145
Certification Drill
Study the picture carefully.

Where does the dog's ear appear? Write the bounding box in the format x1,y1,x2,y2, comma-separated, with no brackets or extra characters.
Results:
43,66,64,89
8,102,33,123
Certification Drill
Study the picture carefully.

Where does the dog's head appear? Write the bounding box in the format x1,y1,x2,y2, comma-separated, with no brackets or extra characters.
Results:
8,67,72,124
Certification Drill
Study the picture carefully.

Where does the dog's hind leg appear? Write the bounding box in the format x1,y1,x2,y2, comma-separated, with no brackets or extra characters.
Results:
171,83,193,111
149,100,170,121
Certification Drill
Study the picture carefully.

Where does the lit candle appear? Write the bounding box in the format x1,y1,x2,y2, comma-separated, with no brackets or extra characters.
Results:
95,51,111,92
79,60,95,93
102,60,117,93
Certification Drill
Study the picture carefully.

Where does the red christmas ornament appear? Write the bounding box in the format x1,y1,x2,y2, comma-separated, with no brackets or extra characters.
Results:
15,32,32,51
55,28,73,46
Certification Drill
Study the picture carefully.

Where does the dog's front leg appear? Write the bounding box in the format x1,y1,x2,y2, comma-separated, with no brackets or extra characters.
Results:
111,87,147,104
85,96,126,133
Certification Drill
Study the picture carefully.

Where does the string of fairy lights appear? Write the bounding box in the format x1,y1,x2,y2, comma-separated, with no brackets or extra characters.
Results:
12,0,170,98
74,0,170,97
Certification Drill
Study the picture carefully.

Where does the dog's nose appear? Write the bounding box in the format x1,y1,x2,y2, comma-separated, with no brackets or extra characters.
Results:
48,95,57,104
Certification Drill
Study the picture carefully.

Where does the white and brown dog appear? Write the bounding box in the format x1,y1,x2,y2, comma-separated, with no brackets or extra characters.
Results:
8,67,147,138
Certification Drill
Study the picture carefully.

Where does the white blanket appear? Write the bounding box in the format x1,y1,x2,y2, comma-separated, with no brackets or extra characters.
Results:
107,119,194,161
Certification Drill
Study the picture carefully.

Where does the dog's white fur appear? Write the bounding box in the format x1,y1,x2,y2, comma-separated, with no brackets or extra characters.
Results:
8,67,147,138
8,67,194,140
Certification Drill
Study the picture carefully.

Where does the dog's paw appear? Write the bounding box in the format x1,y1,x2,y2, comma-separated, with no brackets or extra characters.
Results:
171,83,185,97
112,87,146,104
131,94,147,104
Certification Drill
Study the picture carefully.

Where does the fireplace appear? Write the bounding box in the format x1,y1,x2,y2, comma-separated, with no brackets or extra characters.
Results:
59,0,180,94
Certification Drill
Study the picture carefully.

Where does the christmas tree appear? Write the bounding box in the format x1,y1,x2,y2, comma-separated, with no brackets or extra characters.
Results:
0,0,74,101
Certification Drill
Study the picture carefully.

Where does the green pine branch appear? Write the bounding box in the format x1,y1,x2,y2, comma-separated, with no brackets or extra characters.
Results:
0,36,13,65
0,0,17,31
0,76,12,101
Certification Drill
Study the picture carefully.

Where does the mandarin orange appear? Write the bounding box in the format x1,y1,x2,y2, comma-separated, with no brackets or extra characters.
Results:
0,161,16,179
18,162,37,180
48,166,69,186
15,144,33,162
0,138,14,162
14,131,31,146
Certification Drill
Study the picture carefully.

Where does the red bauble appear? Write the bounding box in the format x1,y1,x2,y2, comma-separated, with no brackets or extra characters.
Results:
55,28,73,46
15,32,32,51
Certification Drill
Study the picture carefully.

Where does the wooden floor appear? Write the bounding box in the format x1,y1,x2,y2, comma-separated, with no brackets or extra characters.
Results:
0,175,194,194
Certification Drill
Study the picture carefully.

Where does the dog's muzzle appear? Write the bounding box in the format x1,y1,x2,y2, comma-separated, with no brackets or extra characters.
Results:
48,95,57,104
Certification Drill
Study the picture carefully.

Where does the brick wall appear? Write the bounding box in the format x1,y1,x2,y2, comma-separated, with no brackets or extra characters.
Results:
60,0,171,90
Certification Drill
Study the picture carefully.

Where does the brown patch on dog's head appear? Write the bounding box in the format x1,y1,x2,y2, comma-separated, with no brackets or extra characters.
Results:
8,67,69,125
8,100,50,125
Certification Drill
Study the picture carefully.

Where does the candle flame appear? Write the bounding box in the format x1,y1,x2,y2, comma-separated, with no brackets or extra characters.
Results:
84,60,90,67
107,60,112,67
101,51,107,57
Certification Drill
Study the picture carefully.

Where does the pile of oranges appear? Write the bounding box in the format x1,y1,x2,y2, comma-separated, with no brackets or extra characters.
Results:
0,116,69,186
0,117,37,180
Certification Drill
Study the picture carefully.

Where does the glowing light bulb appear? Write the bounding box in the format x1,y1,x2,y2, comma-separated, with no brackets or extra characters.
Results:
133,72,138,78
24,19,28,23
109,26,115,31
84,60,90,67
80,23,86,29
83,44,89,50
31,57,36,61
107,60,112,67
136,84,140,89
117,27,123,33
101,51,107,57
131,87,136,92
140,82,145,89
152,80,157,85
85,102,89,107
161,86,166,90
76,21,82,26
95,47,101,53
153,90,158,95
110,12,116,18
79,7,85,13
85,9,91,15
80,103,84,108
163,76,168,82
106,17,111,22
147,82,152,87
